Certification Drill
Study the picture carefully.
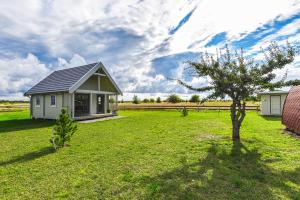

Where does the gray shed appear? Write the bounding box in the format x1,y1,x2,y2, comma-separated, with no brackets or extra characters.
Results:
258,90,289,116
24,62,122,120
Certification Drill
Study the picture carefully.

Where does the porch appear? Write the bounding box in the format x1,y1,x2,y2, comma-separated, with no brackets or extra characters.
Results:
73,113,117,121
71,89,118,120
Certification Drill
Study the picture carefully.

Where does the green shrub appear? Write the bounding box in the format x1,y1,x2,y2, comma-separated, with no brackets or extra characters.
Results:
51,109,77,149
167,94,182,103
182,107,188,117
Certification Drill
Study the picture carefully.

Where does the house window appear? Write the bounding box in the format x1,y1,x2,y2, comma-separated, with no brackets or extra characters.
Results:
36,96,40,107
50,95,56,107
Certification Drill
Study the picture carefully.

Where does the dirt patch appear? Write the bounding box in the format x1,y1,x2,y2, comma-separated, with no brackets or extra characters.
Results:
196,133,228,141
283,129,300,139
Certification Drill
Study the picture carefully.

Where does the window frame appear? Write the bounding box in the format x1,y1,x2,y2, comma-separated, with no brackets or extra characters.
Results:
50,95,56,107
35,96,41,107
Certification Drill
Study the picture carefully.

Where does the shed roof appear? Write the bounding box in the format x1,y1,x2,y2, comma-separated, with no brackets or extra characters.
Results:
24,62,122,95
257,90,289,96
282,86,300,134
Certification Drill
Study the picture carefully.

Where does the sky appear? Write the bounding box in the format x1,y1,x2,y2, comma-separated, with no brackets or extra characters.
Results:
0,0,300,100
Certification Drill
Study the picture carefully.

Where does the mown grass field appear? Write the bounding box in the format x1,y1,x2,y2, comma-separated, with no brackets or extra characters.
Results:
119,100,259,106
1,110,300,199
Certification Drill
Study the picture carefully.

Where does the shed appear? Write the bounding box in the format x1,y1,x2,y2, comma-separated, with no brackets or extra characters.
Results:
258,90,289,116
24,62,122,120
282,86,300,134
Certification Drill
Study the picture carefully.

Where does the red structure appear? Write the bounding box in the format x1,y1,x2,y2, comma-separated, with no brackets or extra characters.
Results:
282,86,300,134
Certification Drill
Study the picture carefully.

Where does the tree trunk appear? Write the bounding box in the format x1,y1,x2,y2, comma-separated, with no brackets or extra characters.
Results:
230,100,246,141
232,120,240,141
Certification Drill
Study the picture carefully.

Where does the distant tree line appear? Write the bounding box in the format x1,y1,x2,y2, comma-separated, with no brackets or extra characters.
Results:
131,94,201,104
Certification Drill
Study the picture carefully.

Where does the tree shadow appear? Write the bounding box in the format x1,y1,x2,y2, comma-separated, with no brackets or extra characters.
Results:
0,119,54,133
0,146,55,167
136,142,300,199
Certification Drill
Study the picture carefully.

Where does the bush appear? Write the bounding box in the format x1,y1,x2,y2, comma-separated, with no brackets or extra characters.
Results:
189,95,200,103
156,97,161,103
167,94,182,103
143,98,150,103
133,95,140,104
51,109,77,149
182,107,188,117
150,98,155,103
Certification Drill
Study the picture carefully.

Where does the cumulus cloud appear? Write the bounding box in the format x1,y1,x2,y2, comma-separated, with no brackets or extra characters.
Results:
0,0,299,100
0,54,49,99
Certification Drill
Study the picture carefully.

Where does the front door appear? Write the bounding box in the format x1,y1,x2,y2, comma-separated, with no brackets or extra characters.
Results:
270,95,281,115
75,93,90,116
97,94,105,114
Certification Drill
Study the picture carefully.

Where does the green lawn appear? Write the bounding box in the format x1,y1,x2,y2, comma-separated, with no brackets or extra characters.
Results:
0,110,300,199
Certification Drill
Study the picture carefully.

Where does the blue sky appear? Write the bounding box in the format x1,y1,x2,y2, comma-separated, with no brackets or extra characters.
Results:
0,0,300,100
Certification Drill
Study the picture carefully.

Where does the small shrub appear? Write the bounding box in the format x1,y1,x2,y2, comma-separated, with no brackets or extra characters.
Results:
167,94,182,103
51,109,77,149
133,95,140,104
182,107,188,117
156,97,161,103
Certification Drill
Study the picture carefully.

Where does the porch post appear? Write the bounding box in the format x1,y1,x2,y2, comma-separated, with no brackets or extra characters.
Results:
90,92,92,115
104,94,107,114
72,93,75,118
116,94,118,113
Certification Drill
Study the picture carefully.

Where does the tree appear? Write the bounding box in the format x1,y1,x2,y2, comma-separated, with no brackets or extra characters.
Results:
143,98,150,103
51,109,77,149
189,94,200,103
167,94,182,103
133,95,140,104
178,43,300,141
156,97,161,103
150,98,155,103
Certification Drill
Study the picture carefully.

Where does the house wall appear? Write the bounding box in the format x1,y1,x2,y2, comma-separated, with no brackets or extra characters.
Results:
32,95,44,118
78,76,98,90
44,94,63,119
32,93,71,119
62,93,72,116
260,94,287,116
100,76,118,92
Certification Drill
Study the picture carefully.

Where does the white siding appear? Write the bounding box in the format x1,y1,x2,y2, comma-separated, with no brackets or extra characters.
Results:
32,95,44,118
44,94,63,119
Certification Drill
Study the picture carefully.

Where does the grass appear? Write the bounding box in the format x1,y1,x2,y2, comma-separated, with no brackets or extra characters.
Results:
119,100,259,106
0,110,300,199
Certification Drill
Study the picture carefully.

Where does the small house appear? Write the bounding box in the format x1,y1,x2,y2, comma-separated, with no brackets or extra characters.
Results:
258,90,289,116
282,86,300,134
24,62,122,120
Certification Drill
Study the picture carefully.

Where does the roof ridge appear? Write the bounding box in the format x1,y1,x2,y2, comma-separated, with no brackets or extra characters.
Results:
54,62,99,73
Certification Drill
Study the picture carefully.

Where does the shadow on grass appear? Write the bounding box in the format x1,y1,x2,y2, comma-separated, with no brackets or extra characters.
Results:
0,119,53,133
261,116,282,121
136,142,299,199
0,146,55,166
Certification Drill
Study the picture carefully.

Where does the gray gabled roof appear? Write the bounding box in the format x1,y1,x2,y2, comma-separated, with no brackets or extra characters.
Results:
24,62,122,95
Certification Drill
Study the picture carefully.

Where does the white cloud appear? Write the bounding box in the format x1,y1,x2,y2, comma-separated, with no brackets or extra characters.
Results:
0,54,49,99
0,0,299,100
